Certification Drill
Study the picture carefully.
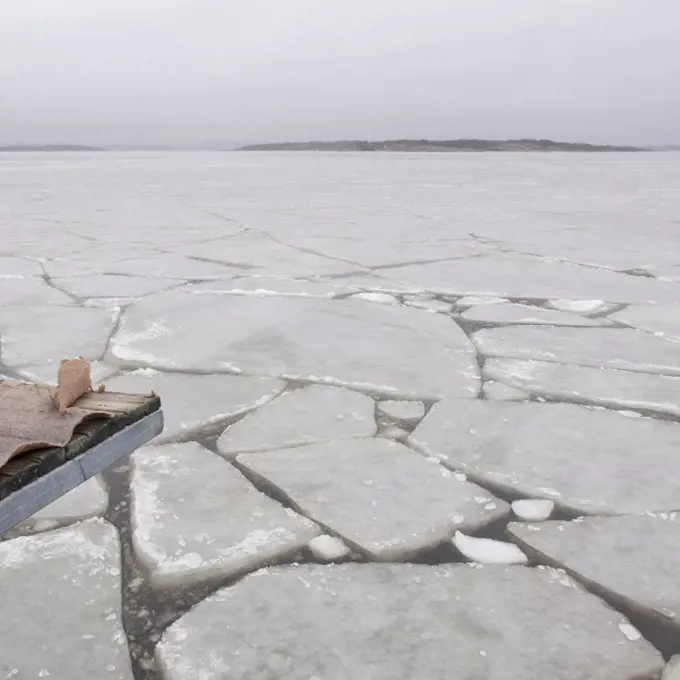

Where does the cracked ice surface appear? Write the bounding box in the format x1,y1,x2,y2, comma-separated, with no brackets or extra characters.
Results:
0,519,133,679
157,564,663,680
110,292,480,399
3,151,680,676
410,400,680,514
130,443,320,587
238,438,509,560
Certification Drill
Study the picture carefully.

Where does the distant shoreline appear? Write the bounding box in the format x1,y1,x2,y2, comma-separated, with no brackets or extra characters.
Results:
0,145,104,152
237,139,647,152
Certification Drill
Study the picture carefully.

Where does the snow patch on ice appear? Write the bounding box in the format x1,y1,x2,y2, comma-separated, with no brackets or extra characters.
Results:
112,318,173,364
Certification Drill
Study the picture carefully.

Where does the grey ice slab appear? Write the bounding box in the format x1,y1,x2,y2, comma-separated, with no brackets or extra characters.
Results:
0,257,43,277
610,304,680,340
218,385,376,455
52,274,178,298
376,400,426,424
485,358,680,416
130,443,320,588
482,380,529,401
3,476,108,538
156,563,663,680
16,360,117,386
409,399,680,515
474,326,680,375
404,298,452,312
393,255,680,303
0,304,116,367
462,302,603,326
106,370,284,441
0,519,133,679
238,438,508,560
110,292,479,399
105,252,238,280
509,514,680,631
178,232,362,278
457,295,508,306
41,244,162,278
663,657,680,680
282,232,490,268
331,273,425,294
180,276,348,298
0,276,72,306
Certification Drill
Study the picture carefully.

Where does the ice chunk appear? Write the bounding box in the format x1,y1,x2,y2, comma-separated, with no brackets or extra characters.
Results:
353,292,397,305
458,295,508,306
547,299,605,314
619,623,642,642
452,531,528,564
377,400,426,424
512,499,555,522
308,535,351,562
662,656,680,680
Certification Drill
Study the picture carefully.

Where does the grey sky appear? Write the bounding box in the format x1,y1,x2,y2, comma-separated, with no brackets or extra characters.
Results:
1,0,679,146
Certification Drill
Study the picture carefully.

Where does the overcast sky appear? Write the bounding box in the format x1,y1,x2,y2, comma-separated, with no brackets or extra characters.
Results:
1,0,679,146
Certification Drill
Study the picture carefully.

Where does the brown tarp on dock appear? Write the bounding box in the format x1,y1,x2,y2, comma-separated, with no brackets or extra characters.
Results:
0,379,108,470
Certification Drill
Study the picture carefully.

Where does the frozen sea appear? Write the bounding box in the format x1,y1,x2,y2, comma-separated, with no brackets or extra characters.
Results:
1,150,680,680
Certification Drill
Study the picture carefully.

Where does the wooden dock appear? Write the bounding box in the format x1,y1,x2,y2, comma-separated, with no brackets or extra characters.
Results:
0,391,163,533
